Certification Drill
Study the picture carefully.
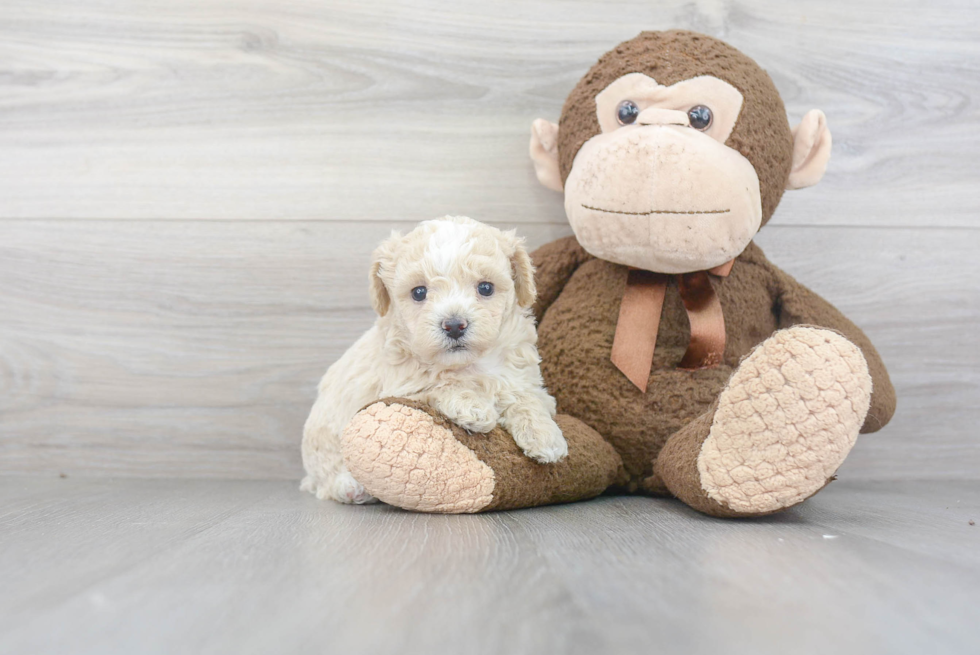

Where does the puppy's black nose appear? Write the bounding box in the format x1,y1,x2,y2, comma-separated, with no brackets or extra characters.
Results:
442,317,468,340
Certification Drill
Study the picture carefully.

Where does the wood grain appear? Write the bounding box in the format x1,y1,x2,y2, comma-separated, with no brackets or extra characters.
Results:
0,0,977,480
1,4,977,653
1,478,978,654
1,220,977,480
0,0,977,225
0,220,572,478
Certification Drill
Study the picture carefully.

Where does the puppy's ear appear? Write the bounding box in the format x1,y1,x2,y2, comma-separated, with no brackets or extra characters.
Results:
505,230,537,308
369,231,400,316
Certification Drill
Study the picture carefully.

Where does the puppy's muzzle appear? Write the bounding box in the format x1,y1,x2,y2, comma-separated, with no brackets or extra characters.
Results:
442,316,468,341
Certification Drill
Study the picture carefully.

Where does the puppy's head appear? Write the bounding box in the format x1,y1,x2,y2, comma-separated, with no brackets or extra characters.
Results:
369,216,536,367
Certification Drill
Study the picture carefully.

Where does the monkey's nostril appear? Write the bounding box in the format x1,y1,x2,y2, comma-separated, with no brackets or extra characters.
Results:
442,317,468,340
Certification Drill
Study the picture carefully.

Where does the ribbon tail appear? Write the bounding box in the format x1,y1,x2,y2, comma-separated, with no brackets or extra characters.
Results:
611,270,667,393
678,270,727,370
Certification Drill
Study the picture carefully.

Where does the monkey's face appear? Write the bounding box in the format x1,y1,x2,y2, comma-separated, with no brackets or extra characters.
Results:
530,31,832,275
563,73,761,274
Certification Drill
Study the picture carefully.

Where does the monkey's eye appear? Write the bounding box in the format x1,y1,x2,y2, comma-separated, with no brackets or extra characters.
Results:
412,286,427,302
688,105,713,131
616,100,640,125
477,281,494,297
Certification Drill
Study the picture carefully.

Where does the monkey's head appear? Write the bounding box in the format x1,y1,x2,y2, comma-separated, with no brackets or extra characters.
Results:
530,30,831,274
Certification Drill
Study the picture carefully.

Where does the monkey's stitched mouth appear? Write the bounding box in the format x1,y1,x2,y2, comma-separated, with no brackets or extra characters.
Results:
581,204,731,216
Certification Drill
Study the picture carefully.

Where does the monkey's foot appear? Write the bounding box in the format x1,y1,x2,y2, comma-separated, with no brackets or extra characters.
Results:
341,398,625,513
655,326,872,517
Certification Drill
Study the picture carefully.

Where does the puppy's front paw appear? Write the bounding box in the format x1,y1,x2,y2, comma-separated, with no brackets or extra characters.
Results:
334,470,378,504
304,469,378,505
512,415,568,464
444,399,499,434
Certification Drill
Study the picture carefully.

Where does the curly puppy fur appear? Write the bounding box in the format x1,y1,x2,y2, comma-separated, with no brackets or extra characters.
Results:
301,216,567,503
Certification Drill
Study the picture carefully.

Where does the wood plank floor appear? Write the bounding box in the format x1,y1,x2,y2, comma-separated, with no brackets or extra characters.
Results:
1,477,978,655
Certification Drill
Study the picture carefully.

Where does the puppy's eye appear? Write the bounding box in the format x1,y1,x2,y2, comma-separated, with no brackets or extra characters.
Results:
617,100,639,126
411,286,427,302
477,281,494,297
688,105,712,131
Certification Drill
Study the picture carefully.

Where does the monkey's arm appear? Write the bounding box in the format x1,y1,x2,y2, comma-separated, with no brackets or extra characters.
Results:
529,235,593,324
771,268,896,433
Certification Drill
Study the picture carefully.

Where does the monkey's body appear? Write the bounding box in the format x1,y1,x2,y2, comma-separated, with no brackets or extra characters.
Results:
334,30,896,518
536,239,776,493
532,236,894,514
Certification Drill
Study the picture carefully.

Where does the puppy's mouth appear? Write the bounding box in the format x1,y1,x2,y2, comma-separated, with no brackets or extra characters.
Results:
447,343,467,353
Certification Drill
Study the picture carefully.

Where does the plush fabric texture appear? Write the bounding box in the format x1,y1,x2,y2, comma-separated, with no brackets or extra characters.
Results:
343,400,495,513
592,73,744,141
562,115,764,273
557,30,794,226
787,109,833,190
697,327,871,513
773,267,897,433
337,31,895,518
654,326,872,516
533,236,895,497
343,398,626,513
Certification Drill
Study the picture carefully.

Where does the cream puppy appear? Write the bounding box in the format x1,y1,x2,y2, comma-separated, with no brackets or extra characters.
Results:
301,216,568,504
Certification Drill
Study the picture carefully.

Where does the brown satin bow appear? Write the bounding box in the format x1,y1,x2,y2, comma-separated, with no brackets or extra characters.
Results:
610,260,734,392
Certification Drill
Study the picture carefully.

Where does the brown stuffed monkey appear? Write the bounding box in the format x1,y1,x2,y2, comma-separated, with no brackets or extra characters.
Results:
341,30,896,518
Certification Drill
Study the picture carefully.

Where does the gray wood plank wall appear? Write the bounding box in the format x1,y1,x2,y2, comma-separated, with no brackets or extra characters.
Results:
1,0,977,480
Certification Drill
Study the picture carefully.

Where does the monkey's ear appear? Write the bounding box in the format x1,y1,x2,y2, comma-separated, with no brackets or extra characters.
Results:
787,109,832,190
529,118,563,192
368,232,400,316
504,230,537,308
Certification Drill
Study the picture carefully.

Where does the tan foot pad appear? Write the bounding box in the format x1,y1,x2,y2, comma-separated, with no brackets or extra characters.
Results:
342,399,625,514
342,401,495,513
698,326,873,514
